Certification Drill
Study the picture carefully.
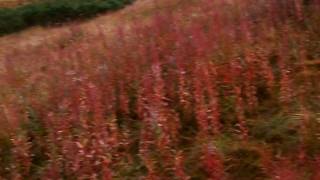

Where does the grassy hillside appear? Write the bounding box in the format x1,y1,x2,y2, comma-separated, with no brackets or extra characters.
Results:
0,0,134,36
0,0,320,179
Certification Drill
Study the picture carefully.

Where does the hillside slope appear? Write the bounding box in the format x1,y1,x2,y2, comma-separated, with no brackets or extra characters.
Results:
0,0,185,61
0,0,319,179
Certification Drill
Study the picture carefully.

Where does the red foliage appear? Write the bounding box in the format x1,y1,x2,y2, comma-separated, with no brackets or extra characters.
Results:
202,144,225,180
0,0,319,179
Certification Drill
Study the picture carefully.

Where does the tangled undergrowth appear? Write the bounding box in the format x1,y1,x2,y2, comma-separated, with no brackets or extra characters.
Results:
0,0,320,179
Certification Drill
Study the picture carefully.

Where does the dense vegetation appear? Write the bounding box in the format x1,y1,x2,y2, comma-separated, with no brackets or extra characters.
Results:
0,0,133,36
0,0,320,179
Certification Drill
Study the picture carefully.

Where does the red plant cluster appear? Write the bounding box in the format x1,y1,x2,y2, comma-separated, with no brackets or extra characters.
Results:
0,0,319,179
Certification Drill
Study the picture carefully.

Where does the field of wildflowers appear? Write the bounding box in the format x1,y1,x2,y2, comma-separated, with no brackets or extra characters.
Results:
0,0,320,179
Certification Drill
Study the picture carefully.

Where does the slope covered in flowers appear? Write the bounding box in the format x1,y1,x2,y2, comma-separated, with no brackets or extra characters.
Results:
0,0,320,179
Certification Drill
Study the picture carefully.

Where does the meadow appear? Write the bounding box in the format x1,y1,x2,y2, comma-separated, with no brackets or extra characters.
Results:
0,0,320,179
0,0,134,36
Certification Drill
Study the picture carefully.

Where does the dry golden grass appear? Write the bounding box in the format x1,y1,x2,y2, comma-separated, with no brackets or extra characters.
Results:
0,0,32,7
